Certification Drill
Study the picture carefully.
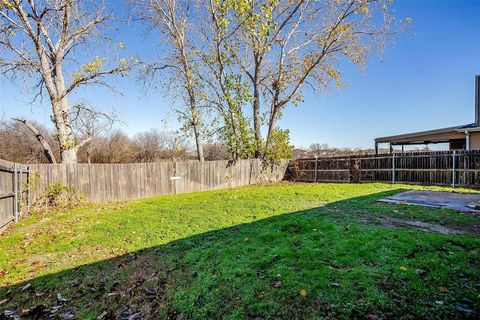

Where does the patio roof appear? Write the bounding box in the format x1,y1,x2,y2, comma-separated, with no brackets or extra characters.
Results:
375,123,479,145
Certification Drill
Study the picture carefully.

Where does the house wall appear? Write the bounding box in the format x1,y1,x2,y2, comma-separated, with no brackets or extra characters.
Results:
470,132,480,150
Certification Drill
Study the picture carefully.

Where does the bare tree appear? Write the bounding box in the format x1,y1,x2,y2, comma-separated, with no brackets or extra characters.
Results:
70,103,119,163
134,0,204,161
0,0,130,163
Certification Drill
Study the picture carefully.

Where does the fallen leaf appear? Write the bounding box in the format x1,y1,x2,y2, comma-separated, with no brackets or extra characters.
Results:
438,286,449,293
299,289,307,296
399,266,408,271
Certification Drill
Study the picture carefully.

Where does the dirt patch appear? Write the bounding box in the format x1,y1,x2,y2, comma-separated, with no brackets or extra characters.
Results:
360,216,478,235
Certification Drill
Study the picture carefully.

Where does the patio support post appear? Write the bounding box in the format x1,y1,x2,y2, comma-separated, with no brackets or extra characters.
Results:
314,156,318,182
465,131,471,150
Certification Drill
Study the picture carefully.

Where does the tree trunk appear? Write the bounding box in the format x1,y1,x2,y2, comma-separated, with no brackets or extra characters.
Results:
52,99,78,164
181,43,204,161
252,59,262,158
61,147,78,164
264,107,279,156
191,106,205,162
253,85,262,158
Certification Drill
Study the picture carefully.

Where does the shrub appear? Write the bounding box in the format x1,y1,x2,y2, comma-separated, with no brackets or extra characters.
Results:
32,183,86,213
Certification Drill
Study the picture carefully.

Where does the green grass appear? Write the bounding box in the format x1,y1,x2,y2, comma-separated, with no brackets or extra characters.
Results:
0,183,479,319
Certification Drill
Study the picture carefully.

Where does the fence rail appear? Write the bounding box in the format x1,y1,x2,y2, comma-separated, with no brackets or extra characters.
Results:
286,150,480,188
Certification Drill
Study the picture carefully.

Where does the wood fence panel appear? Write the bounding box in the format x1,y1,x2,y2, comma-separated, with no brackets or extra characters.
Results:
27,159,288,203
287,151,480,188
0,159,28,228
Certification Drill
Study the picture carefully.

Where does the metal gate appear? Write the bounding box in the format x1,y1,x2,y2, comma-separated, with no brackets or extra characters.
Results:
0,161,29,229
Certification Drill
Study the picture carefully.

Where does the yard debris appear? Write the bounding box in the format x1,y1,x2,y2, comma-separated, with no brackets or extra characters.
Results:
273,281,282,288
454,297,476,317
61,311,75,319
299,289,307,296
455,305,473,317
57,293,69,302
0,299,8,305
145,287,156,299
20,283,31,292
331,282,340,289
415,268,428,276
20,305,48,318
120,312,141,320
50,305,62,314
3,310,20,319
466,202,480,210
97,311,108,319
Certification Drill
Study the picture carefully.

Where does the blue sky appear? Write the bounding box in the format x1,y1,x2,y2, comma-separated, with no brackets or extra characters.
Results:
1,0,479,150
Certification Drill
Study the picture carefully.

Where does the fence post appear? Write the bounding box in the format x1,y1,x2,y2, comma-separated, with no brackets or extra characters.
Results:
452,151,456,188
13,163,18,222
314,156,318,182
19,167,23,215
392,153,396,184
348,156,352,183
26,166,30,210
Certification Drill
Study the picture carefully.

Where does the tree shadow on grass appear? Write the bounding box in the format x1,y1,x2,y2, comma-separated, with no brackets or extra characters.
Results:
0,190,479,319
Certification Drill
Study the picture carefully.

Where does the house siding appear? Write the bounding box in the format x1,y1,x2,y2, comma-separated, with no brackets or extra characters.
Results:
470,132,480,150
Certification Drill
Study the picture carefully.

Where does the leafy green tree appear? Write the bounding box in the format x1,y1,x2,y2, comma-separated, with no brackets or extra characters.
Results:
214,0,401,157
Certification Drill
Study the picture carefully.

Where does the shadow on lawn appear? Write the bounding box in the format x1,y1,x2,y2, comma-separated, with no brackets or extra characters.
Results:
0,190,478,319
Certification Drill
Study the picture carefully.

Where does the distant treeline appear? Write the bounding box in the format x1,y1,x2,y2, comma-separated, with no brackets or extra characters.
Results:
0,120,229,164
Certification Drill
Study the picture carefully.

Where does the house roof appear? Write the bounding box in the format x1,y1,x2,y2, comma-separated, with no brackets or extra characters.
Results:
375,123,479,145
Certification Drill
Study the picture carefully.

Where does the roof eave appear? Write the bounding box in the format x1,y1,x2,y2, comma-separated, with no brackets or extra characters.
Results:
375,123,477,143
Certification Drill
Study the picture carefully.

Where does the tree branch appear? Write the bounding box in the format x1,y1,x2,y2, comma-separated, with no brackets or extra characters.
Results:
12,118,57,164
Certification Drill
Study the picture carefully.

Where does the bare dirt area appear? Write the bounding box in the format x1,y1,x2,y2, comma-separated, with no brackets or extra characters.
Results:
360,215,480,235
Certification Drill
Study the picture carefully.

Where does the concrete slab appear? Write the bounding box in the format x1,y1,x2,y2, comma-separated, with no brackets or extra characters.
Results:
378,190,480,214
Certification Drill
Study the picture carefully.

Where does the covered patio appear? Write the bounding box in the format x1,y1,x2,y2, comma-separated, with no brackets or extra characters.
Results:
375,75,480,153
375,123,480,153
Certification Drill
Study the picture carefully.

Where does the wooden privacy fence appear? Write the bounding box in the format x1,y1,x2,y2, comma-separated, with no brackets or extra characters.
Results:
28,159,289,203
286,150,480,188
0,159,29,229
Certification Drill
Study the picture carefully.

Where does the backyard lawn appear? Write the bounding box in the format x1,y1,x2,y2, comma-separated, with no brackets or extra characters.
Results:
0,183,479,319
